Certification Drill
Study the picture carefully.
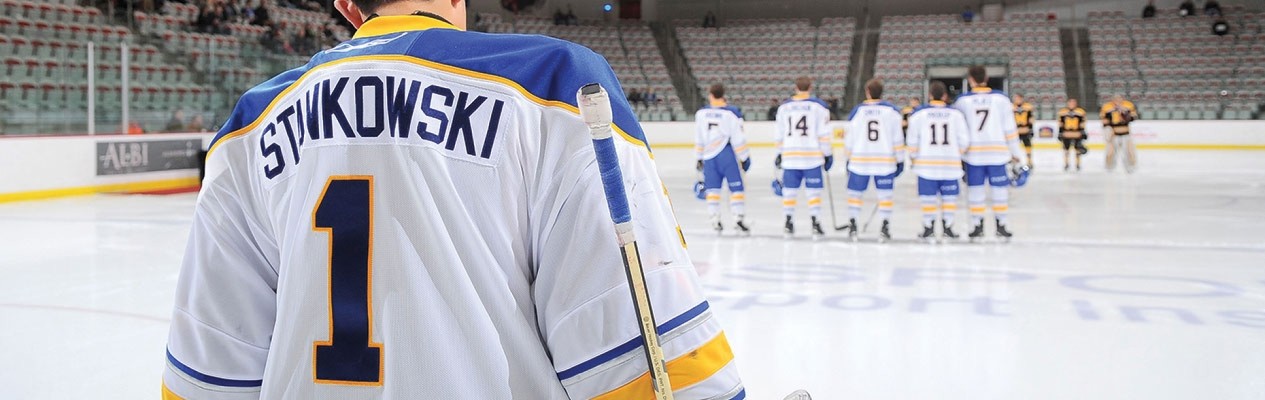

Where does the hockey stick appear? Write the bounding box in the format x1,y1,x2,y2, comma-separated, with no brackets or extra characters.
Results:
860,202,879,233
822,165,849,231
577,83,674,400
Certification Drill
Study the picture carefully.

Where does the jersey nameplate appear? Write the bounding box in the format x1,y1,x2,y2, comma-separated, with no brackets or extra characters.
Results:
258,70,512,181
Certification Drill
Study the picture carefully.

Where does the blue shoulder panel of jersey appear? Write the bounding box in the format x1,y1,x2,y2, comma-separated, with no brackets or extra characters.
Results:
722,105,744,119
208,28,646,151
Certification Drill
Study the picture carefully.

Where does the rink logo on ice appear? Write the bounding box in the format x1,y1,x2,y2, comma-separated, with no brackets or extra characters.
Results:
96,139,203,176
256,73,512,182
705,264,1265,330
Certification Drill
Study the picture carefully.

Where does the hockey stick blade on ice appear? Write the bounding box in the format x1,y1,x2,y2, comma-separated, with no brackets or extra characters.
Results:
577,83,675,400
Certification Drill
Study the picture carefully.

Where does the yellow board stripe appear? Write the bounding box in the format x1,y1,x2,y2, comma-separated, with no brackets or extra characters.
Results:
206,54,649,158
0,177,200,204
593,332,735,400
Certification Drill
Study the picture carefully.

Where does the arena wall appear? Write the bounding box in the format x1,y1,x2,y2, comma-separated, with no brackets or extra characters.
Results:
0,120,1260,203
640,120,1265,150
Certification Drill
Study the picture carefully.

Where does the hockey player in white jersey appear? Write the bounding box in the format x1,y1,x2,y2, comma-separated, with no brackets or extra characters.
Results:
161,0,744,399
695,83,751,235
907,82,971,242
842,78,905,241
774,76,834,238
952,65,1029,241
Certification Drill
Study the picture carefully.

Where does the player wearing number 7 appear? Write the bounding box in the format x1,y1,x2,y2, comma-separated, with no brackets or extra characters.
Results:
842,78,906,241
908,82,971,242
952,65,1028,241
161,0,743,398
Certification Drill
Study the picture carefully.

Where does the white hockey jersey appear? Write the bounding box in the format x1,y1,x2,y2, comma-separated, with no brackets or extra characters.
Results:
694,102,749,161
952,87,1026,166
907,101,972,180
844,99,905,176
162,15,743,400
774,95,832,170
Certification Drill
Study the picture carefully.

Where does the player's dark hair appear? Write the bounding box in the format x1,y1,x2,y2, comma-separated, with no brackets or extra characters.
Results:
865,78,883,99
968,65,987,85
929,81,947,102
352,0,417,14
709,83,725,99
795,76,812,92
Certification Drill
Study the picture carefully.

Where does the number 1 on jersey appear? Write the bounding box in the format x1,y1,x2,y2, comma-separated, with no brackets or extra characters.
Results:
929,123,950,145
789,116,808,136
313,176,383,386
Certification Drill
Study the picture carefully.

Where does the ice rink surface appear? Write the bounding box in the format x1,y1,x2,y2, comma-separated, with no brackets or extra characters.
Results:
1,148,1263,399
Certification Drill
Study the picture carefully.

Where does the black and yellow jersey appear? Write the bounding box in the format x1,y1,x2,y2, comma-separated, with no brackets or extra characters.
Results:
1014,102,1034,135
1100,101,1138,135
901,105,915,134
1057,107,1086,138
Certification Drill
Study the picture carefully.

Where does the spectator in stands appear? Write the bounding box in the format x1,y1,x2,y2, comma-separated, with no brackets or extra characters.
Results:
767,100,779,121
1204,0,1221,16
1142,0,1156,18
1179,0,1195,17
1212,18,1229,36
186,114,207,132
627,89,643,107
703,12,717,28
127,120,145,135
565,6,577,25
962,6,975,23
165,110,186,133
825,96,840,119
196,3,219,33
645,89,658,104
553,8,565,25
252,1,271,26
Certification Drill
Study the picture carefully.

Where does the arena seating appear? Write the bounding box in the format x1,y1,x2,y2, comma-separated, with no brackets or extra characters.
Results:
1088,8,1262,119
476,14,684,121
875,13,1065,119
0,0,231,133
676,18,855,120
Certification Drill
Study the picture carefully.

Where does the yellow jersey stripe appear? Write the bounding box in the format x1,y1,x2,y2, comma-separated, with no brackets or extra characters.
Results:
593,332,735,400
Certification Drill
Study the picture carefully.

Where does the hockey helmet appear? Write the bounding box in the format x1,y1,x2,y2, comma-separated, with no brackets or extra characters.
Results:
771,178,783,196
693,181,707,200
1010,164,1031,187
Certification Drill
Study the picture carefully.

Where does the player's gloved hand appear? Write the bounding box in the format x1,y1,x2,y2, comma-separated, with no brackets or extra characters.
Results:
774,154,782,169
741,158,751,172
894,162,905,177
696,160,704,172
823,155,834,171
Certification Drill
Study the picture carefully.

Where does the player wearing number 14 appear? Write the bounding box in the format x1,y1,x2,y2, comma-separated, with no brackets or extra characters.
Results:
161,0,744,398
774,76,834,238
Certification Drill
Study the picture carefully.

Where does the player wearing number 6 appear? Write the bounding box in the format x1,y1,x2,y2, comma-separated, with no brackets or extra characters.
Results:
774,76,834,239
842,78,906,241
952,65,1028,242
908,82,971,242
161,0,743,398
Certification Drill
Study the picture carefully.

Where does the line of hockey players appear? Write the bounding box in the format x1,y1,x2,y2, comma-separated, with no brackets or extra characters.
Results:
695,66,1034,243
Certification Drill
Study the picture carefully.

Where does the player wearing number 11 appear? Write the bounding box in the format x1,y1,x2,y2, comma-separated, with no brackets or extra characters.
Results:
908,81,970,241
161,0,743,398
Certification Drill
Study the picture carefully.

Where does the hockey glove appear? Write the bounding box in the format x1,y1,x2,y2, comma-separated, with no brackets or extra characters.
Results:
774,154,782,169
894,162,905,177
741,158,751,172
823,155,834,171
696,159,704,172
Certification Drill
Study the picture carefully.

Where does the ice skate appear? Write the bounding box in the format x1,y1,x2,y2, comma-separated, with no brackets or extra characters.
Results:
918,224,936,243
968,222,985,242
810,217,825,240
942,220,960,240
783,216,794,238
843,218,858,241
734,215,751,237
711,214,723,235
995,218,1013,242
878,220,891,243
